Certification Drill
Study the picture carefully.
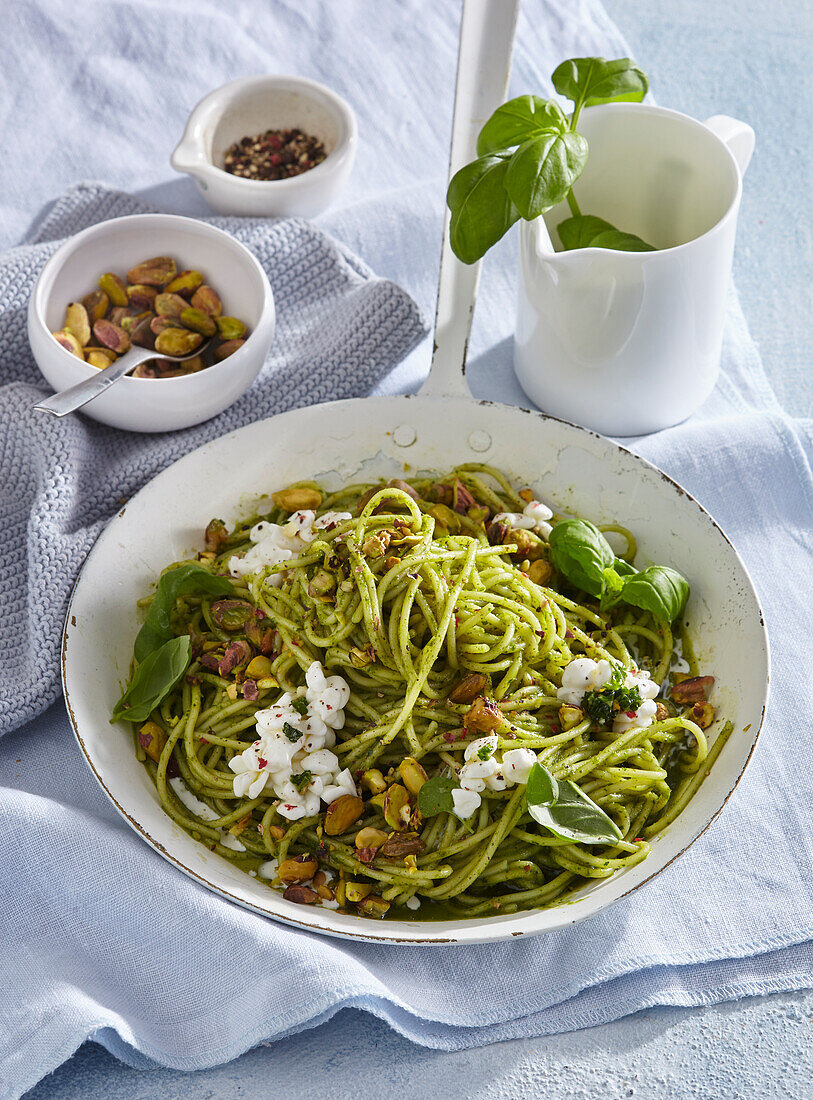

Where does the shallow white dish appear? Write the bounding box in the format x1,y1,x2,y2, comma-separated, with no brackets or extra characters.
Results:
29,213,276,433
171,75,357,217
62,396,769,944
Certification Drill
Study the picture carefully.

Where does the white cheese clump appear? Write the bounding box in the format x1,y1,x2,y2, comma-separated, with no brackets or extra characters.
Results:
556,656,660,733
451,734,539,819
228,509,352,583
228,661,355,821
492,498,554,540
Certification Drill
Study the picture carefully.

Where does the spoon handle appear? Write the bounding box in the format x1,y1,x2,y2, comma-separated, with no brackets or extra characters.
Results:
33,347,150,417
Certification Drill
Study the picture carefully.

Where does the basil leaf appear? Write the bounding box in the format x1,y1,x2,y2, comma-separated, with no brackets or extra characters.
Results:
417,775,459,816
134,563,235,663
476,96,567,155
525,761,558,806
620,565,690,622
612,558,637,577
552,57,649,108
548,518,615,598
447,154,519,265
526,764,622,845
504,131,588,220
112,635,191,723
557,214,655,253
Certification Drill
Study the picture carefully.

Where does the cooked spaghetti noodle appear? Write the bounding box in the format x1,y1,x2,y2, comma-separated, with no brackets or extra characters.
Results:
124,464,729,919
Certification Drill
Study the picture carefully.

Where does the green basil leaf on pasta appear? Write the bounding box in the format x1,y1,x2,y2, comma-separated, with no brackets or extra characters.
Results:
548,518,615,598
446,153,519,264
557,214,655,253
551,56,649,107
504,131,588,220
134,563,235,662
112,635,191,723
525,761,559,807
476,95,567,155
417,775,459,817
620,565,690,622
526,764,623,845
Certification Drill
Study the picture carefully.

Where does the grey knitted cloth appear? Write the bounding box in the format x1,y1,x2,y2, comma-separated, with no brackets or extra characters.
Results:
0,183,428,736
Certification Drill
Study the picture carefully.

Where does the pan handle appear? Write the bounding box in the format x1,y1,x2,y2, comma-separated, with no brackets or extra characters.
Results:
419,0,520,400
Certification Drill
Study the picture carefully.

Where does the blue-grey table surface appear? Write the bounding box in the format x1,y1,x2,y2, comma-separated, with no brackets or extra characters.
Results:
15,0,812,1095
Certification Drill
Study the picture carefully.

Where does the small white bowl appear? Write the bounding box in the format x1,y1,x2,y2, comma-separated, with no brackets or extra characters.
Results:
171,75,357,217
29,213,276,433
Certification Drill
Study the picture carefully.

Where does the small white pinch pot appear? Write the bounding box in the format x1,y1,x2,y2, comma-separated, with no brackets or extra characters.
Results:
171,75,357,218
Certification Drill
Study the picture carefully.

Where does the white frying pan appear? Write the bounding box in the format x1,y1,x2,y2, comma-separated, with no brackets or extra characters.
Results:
62,0,769,944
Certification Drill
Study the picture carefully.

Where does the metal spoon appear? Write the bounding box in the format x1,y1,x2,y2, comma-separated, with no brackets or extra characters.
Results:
32,341,211,418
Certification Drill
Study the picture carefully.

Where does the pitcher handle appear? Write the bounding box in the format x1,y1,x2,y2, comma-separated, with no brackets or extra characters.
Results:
704,115,755,177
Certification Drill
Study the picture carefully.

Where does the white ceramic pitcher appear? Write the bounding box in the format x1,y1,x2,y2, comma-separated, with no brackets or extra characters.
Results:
514,104,754,436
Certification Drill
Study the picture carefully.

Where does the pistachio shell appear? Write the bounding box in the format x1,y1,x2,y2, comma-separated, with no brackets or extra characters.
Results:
64,301,91,346
93,319,131,354
154,327,204,357
190,284,222,316
179,306,217,337
126,256,177,287
52,329,83,357
165,269,204,296
154,292,189,318
215,316,247,340
213,339,245,362
127,284,157,310
98,272,128,307
81,290,109,322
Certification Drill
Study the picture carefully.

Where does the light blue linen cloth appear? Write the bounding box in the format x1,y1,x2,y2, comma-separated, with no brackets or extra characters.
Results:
0,0,811,1097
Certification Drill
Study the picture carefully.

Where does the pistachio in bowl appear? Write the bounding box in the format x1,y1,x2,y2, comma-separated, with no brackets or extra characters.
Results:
52,255,250,379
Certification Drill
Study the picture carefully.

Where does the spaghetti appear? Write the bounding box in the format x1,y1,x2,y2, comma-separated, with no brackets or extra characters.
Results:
124,465,728,920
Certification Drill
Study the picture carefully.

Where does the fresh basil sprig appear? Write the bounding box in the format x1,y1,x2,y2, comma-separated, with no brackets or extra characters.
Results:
551,57,649,117
112,635,191,723
417,775,459,816
548,519,690,621
617,565,689,621
446,56,653,263
113,562,236,724
557,214,655,253
548,518,614,598
525,762,623,845
134,562,235,662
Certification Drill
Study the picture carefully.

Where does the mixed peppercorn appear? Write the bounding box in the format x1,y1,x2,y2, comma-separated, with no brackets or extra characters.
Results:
223,127,327,181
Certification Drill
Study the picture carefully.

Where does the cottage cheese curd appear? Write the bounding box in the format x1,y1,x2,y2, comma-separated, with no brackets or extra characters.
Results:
228,661,356,820
228,509,352,583
451,734,539,819
556,656,661,733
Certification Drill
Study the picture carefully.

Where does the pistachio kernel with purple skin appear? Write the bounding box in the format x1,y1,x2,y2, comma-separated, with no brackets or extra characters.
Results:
210,599,255,631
